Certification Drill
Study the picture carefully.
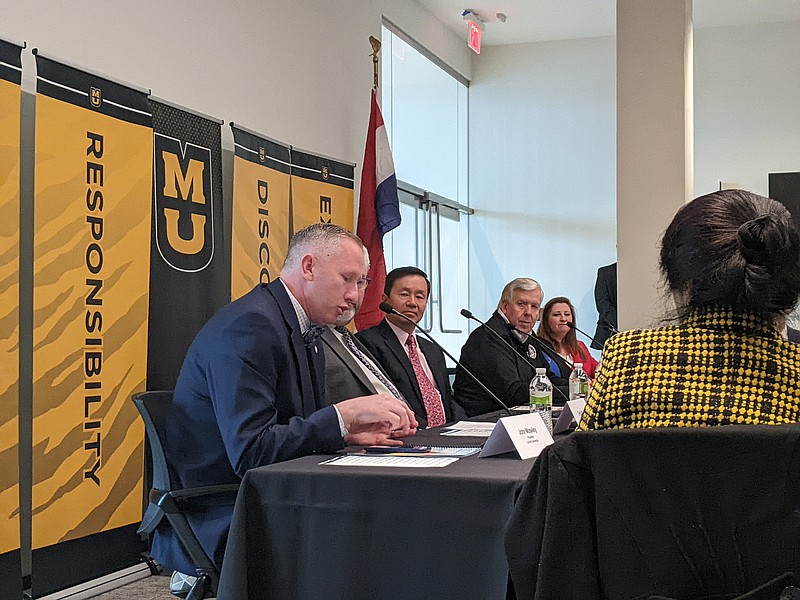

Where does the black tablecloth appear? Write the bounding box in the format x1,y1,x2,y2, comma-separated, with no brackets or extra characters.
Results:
216,424,536,600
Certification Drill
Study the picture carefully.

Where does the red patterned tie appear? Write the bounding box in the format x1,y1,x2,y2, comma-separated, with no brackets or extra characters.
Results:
406,335,446,427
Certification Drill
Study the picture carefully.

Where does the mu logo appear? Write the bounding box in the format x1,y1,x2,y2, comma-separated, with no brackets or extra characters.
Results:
153,134,214,272
90,87,102,108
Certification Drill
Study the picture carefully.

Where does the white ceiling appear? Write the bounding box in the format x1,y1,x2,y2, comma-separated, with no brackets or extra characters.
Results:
417,0,800,46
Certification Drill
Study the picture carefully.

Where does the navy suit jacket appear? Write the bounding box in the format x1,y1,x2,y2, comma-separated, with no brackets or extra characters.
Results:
356,319,465,428
151,281,344,574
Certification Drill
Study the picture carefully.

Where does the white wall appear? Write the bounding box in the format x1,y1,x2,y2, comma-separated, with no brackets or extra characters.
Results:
467,18,800,337
2,0,471,165
694,19,800,196
468,36,617,341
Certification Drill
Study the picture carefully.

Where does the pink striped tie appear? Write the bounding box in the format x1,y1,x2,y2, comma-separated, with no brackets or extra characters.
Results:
406,335,446,427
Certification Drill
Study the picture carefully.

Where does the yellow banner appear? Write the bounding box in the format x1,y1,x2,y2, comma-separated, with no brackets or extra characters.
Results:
32,92,152,549
0,75,20,556
290,149,354,234
230,127,290,300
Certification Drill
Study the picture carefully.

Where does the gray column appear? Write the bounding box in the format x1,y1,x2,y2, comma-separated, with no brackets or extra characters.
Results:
617,0,693,329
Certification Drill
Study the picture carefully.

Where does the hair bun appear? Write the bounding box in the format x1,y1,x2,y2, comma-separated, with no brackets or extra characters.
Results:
737,214,793,268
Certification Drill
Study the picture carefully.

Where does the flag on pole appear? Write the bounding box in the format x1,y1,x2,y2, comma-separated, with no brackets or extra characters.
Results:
355,89,401,330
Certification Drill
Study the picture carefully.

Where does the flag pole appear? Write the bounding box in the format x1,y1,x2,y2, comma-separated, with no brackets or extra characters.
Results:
354,36,401,331
369,35,381,89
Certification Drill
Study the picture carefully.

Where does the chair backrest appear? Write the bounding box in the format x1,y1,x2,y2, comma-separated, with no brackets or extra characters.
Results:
507,424,800,600
133,390,224,598
133,390,175,495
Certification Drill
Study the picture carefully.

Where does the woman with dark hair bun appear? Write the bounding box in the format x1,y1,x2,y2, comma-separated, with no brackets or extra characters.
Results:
579,189,800,430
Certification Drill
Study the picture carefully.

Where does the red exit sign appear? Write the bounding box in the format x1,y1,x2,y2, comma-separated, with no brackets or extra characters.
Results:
468,20,482,54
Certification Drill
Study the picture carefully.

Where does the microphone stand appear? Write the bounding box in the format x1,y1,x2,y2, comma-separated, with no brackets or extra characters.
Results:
379,303,511,416
603,318,620,335
566,321,605,348
461,309,570,405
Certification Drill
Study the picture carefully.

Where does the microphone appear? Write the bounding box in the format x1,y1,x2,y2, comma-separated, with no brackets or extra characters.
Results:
462,309,570,405
380,303,511,416
566,321,604,348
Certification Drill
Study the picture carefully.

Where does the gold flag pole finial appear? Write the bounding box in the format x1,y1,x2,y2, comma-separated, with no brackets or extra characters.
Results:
369,35,381,88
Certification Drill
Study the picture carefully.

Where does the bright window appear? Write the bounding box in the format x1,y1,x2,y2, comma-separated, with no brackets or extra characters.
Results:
380,23,470,357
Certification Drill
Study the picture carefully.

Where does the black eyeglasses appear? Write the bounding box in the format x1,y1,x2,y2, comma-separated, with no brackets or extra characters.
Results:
356,277,372,290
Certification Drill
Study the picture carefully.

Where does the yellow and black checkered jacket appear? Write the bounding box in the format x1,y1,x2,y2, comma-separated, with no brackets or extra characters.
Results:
578,307,800,430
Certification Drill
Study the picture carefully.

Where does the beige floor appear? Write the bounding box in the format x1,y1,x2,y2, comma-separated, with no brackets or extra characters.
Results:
92,574,178,600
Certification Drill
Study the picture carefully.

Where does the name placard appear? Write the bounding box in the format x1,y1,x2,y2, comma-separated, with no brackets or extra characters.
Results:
553,399,586,434
479,413,554,460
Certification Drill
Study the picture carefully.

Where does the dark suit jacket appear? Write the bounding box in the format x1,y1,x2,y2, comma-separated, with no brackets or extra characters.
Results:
320,326,381,404
356,319,465,427
592,262,617,349
151,281,344,574
453,311,568,417
506,425,800,600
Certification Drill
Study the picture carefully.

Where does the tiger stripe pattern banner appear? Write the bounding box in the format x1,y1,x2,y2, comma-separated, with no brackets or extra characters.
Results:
31,54,151,595
0,37,23,600
230,124,290,300
290,147,354,235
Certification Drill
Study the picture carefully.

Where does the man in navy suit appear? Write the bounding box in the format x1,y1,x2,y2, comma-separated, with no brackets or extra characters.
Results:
356,267,465,428
153,224,417,577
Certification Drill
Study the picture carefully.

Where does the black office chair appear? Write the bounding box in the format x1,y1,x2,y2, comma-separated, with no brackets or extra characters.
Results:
506,424,800,600
133,391,239,600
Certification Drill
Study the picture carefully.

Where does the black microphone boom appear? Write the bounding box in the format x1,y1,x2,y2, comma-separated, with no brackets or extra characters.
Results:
461,309,570,405
566,321,605,348
603,318,620,335
380,303,511,416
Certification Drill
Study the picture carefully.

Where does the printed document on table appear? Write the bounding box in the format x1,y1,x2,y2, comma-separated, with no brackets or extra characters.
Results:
361,446,480,457
320,455,460,467
439,421,496,437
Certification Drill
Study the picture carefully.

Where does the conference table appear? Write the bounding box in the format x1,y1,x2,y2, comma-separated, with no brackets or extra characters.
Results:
216,414,549,600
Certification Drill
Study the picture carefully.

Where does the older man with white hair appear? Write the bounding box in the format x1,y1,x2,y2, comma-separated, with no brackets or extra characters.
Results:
453,277,567,417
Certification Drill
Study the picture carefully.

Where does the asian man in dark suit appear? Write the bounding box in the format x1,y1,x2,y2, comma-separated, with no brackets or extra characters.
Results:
153,224,417,579
356,267,465,428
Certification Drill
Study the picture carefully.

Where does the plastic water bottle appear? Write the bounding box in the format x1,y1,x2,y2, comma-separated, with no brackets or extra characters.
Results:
569,362,589,400
529,367,553,434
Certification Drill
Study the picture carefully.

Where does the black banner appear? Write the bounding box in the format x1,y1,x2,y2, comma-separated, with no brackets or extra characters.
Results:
147,99,228,391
